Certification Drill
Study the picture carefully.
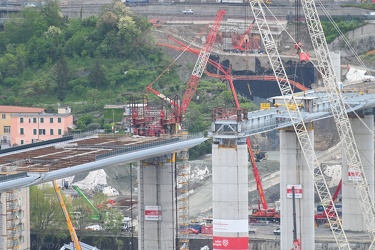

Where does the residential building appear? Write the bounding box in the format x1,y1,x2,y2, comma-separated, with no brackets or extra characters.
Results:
0,106,73,250
10,107,73,146
0,106,45,149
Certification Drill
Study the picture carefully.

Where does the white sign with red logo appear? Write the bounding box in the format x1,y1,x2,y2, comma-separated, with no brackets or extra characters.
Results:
213,236,248,250
145,205,162,221
286,184,302,199
348,168,363,181
213,219,248,233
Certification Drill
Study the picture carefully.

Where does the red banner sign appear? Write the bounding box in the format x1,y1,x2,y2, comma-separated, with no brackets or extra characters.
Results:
213,236,248,250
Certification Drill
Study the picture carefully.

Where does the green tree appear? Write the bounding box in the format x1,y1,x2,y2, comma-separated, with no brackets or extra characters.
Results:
89,60,107,89
104,209,124,250
53,56,69,101
30,185,69,250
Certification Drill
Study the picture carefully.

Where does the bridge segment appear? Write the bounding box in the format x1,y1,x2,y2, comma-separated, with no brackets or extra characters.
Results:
0,133,207,249
211,90,375,250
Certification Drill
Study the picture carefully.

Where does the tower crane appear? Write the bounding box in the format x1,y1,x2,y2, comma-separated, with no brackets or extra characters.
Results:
301,0,375,245
248,1,351,249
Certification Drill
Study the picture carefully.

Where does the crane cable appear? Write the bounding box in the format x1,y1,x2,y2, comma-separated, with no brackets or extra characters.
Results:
147,22,217,91
316,0,372,77
261,3,367,86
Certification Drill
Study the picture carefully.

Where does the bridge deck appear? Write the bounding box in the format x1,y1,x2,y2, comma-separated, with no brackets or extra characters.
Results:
0,133,207,192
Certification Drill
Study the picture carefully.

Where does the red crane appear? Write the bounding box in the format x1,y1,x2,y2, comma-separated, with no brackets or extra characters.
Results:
232,20,257,52
180,9,226,116
158,36,309,92
160,29,281,221
314,180,342,224
142,10,226,135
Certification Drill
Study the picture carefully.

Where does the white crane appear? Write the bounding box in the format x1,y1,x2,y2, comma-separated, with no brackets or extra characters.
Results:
248,1,351,249
301,0,375,247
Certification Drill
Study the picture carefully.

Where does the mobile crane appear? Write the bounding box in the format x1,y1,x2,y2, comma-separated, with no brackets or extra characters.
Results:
155,22,281,224
53,180,82,250
315,180,342,224
249,0,375,248
248,1,349,247
299,0,375,245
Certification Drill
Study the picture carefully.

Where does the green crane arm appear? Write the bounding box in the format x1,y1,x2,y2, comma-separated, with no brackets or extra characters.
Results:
72,185,101,219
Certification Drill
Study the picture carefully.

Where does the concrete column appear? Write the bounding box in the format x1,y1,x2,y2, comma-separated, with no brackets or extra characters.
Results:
280,126,315,250
212,141,248,250
342,114,374,231
138,159,176,250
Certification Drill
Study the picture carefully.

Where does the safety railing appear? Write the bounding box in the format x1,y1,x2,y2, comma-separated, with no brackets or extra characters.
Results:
95,133,204,161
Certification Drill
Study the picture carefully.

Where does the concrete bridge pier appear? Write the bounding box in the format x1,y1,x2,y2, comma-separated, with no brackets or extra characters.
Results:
212,139,249,250
279,125,315,250
137,155,176,250
342,114,374,231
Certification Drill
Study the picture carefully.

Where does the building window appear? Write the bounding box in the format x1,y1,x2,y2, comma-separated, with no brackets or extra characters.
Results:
39,129,46,135
50,117,53,123
4,126,10,133
58,129,62,135
58,117,62,123
50,129,54,135
33,129,37,135
20,117,24,123
20,140,24,145
33,117,37,123
28,118,31,123
40,118,44,123
1,114,5,119
20,128,24,135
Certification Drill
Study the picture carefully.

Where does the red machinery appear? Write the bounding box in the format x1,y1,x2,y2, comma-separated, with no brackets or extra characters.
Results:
159,27,285,224
142,9,226,135
231,20,259,52
314,180,342,224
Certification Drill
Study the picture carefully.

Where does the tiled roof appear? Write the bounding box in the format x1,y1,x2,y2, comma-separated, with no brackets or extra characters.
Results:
0,106,45,113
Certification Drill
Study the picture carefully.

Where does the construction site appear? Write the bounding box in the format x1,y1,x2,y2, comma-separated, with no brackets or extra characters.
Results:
1,1,375,250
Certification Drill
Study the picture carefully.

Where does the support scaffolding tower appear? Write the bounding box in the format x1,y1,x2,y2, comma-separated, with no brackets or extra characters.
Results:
178,150,190,250
6,189,20,249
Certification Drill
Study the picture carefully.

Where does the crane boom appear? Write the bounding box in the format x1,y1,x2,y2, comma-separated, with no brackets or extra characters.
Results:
72,185,101,220
249,1,351,248
53,180,82,250
180,9,226,115
301,0,375,246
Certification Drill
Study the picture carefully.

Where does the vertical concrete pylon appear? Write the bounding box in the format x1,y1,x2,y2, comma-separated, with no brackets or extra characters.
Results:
280,126,315,250
138,158,176,250
212,141,249,250
342,114,374,231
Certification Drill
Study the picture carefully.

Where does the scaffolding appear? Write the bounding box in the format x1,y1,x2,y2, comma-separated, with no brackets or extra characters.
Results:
6,189,20,249
177,150,190,250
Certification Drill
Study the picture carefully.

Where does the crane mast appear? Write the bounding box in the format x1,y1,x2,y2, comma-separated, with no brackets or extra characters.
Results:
53,180,82,250
248,1,351,248
180,10,226,115
301,0,375,245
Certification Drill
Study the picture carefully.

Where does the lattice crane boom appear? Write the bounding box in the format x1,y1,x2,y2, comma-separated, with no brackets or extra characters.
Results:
180,9,226,115
301,0,375,246
249,1,351,248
